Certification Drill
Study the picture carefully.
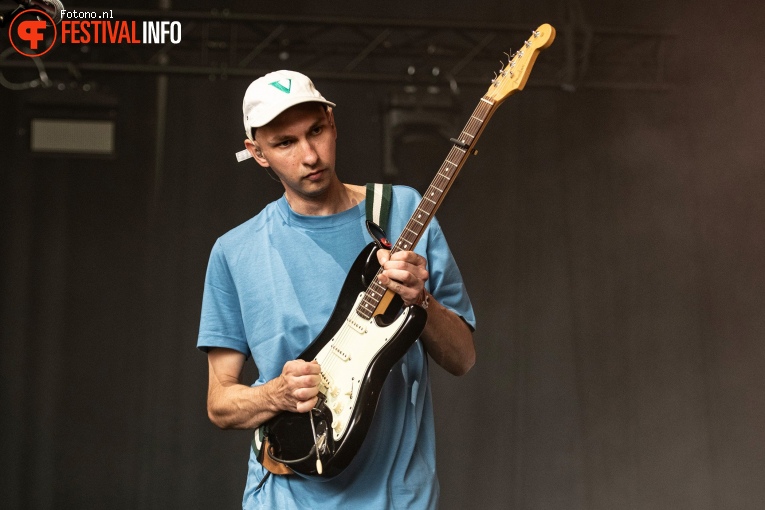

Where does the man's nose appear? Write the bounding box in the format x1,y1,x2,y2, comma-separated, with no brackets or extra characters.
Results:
299,139,318,166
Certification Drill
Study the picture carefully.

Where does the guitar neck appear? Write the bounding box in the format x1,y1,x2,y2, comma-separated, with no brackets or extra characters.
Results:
355,97,498,321
355,23,556,321
390,96,498,255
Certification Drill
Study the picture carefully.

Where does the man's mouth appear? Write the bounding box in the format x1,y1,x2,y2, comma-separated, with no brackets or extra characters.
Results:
305,169,324,181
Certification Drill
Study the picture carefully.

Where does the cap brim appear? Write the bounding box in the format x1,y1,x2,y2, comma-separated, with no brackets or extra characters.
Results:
248,98,336,131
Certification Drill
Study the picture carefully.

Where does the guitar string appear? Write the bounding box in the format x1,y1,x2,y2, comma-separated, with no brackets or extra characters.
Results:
354,98,492,318
297,39,539,461
323,297,364,395
334,104,485,352
324,319,350,376
317,98,494,423
389,103,485,261
319,308,363,433
310,98,496,449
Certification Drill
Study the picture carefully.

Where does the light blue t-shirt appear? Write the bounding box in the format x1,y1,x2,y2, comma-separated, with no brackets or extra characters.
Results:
198,186,475,510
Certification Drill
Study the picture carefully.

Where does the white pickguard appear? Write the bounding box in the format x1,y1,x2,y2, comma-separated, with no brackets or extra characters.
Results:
314,292,410,440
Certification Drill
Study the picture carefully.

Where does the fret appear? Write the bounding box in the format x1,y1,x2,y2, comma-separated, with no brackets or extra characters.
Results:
396,232,413,245
480,97,495,105
424,196,436,205
469,116,485,123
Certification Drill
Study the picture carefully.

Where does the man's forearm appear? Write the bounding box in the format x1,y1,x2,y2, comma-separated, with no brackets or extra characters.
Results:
207,351,321,429
419,293,475,376
207,377,281,430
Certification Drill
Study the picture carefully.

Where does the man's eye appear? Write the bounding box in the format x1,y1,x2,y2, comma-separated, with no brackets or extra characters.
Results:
311,126,323,135
277,140,292,147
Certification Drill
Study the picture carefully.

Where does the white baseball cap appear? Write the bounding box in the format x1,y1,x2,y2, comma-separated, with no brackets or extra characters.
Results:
236,70,336,162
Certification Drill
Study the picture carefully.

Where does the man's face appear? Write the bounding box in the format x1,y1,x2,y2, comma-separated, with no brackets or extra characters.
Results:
248,103,338,203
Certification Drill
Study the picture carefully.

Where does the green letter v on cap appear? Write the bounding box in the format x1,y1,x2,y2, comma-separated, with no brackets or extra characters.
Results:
270,79,292,93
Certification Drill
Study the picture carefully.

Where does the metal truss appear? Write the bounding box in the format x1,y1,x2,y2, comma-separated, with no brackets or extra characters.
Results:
0,8,675,91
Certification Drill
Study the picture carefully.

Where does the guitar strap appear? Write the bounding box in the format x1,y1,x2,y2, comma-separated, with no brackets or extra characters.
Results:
254,183,393,479
365,183,392,232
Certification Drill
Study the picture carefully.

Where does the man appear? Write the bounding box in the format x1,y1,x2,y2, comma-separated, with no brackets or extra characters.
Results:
198,70,476,509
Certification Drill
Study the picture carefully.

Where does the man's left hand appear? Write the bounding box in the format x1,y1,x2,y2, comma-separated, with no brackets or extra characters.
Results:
376,250,429,306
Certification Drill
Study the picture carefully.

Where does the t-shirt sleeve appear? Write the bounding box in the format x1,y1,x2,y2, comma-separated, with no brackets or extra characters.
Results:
197,239,251,357
424,217,477,331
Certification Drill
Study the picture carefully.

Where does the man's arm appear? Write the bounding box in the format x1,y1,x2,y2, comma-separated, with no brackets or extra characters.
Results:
418,292,475,376
206,347,321,429
377,250,476,376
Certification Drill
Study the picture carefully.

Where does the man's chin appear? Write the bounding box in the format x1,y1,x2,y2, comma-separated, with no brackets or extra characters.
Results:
300,181,332,198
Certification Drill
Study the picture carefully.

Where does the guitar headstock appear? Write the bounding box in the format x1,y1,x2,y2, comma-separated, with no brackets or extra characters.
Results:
485,23,556,103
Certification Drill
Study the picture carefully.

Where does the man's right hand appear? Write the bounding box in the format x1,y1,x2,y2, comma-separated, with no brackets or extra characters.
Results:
272,359,322,413
207,349,322,430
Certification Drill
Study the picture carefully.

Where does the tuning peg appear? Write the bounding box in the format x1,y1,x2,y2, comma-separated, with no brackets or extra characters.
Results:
504,51,512,63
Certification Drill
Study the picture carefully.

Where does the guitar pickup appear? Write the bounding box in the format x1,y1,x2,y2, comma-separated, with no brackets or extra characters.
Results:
345,315,367,334
330,344,351,362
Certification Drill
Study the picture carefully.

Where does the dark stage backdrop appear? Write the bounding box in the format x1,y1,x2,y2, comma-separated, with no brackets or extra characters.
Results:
2,1,764,509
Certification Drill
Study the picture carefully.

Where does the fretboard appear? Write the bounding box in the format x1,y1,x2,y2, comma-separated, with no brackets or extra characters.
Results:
355,95,498,320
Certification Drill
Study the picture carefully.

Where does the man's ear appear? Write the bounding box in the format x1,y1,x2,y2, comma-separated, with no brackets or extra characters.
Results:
326,108,337,139
244,139,269,168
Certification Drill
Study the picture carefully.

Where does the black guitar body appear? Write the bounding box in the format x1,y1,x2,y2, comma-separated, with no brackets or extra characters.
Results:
263,242,428,477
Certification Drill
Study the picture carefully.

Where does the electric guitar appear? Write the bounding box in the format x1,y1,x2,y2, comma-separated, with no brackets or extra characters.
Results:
257,23,556,478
